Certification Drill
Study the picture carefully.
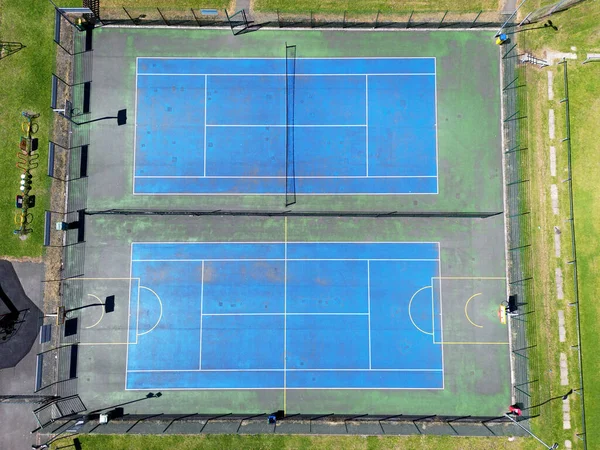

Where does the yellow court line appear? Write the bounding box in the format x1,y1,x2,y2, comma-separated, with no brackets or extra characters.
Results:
464,293,484,329
84,294,105,329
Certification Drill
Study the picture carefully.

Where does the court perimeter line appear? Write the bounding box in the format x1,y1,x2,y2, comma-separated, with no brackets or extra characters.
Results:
436,243,445,389
135,175,437,179
434,57,440,194
133,240,441,245
132,258,440,263
203,75,207,176
125,245,134,390
126,387,444,391
367,260,371,369
408,286,434,336
205,124,367,127
365,74,369,177
465,293,484,328
199,261,204,370
283,217,288,412
201,312,368,316
128,368,443,373
435,342,509,345
139,73,436,77
431,276,507,280
133,58,138,196
140,56,435,60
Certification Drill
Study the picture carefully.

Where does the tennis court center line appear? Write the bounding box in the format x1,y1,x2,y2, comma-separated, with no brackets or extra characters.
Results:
283,216,288,412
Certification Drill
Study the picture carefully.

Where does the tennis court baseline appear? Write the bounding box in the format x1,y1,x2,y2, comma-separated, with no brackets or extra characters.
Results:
134,57,438,195
125,241,444,390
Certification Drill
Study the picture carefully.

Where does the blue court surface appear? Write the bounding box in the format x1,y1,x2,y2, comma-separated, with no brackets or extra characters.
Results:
134,57,438,195
125,242,444,390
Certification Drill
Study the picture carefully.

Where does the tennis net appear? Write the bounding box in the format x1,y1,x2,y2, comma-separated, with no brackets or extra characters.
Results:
285,43,297,207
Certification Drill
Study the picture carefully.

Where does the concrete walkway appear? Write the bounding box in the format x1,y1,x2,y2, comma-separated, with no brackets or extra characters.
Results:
0,262,45,450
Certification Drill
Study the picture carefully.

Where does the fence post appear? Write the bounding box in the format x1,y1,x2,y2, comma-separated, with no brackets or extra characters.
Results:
191,8,201,27
157,7,170,26
471,10,482,28
375,10,380,28
439,11,448,28
277,10,281,28
122,6,137,25
406,10,413,28
343,11,346,28
310,11,313,28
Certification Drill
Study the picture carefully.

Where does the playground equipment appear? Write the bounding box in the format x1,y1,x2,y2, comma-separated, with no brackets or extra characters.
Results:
14,112,40,237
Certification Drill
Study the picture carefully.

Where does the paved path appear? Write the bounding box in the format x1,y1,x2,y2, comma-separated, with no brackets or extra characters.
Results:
0,262,45,450
503,0,518,14
235,0,253,21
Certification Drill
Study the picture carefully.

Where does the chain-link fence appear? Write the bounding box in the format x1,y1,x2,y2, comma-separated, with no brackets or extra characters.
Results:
501,33,539,422
88,6,510,30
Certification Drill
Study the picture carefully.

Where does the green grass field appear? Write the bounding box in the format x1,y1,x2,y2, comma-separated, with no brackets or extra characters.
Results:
0,0,71,257
253,0,499,14
514,0,600,448
50,434,539,450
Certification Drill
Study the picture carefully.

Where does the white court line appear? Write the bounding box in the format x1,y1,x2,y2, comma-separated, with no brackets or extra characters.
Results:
133,240,441,245
133,58,139,196
199,260,204,370
134,175,437,179
126,386,444,391
437,243,445,389
134,192,439,196
434,57,440,195
365,74,369,177
139,56,435,60
203,75,207,177
367,260,371,369
128,368,443,373
205,124,366,127
124,245,134,390
138,73,435,77
202,312,369,316
408,286,434,336
137,286,163,336
132,258,440,263
283,218,287,404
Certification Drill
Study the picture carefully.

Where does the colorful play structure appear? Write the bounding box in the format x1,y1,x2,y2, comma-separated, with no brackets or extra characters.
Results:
14,111,40,236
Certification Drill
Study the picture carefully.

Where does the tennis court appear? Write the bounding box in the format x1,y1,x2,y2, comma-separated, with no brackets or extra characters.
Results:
126,241,443,390
134,57,438,195
58,27,511,417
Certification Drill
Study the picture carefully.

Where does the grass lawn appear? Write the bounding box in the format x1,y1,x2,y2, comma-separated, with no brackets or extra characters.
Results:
102,0,231,8
514,0,600,448
51,434,539,450
253,0,500,14
0,0,73,257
